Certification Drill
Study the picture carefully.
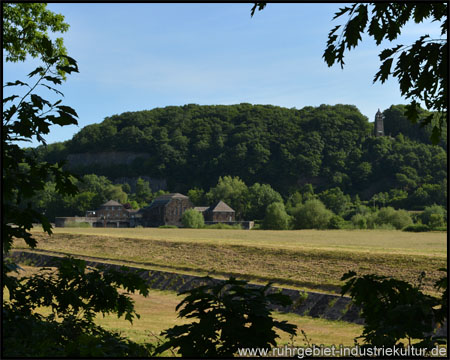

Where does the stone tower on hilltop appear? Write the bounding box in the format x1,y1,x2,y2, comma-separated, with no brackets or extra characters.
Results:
374,109,384,137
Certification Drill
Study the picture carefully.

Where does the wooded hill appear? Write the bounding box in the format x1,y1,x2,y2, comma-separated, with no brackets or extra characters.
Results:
34,103,447,204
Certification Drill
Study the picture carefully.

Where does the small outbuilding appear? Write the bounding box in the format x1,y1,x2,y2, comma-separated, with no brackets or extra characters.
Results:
204,200,235,222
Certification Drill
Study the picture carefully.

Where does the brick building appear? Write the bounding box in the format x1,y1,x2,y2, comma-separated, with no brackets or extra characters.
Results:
93,200,131,227
139,193,193,227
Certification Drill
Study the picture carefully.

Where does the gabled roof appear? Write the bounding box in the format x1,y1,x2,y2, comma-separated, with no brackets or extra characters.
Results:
209,200,234,212
144,193,189,210
155,193,188,200
99,200,123,207
194,206,209,212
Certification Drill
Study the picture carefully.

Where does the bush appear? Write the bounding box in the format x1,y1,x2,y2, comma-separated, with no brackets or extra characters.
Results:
375,207,413,230
262,202,290,230
293,199,333,229
428,213,446,229
433,226,447,232
420,204,447,228
328,215,346,229
159,225,178,229
403,224,431,232
351,214,367,229
181,209,204,228
373,223,396,230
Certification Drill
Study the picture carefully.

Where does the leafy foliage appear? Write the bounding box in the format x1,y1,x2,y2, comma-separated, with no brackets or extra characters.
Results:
293,199,333,229
263,202,290,230
3,5,155,357
207,175,249,219
341,270,446,350
420,204,447,229
156,277,297,357
323,3,447,144
3,257,153,357
33,102,446,212
374,206,412,230
181,209,205,228
3,54,79,253
3,3,69,64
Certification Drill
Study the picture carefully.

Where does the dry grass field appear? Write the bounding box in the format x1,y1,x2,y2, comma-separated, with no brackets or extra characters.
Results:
9,265,364,350
13,227,447,295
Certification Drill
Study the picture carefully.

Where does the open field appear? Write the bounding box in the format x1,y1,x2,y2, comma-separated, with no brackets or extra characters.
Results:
8,265,364,350
39,227,447,256
12,228,447,295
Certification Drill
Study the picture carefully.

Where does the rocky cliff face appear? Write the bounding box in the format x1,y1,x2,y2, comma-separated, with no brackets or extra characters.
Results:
113,176,167,192
66,152,167,191
66,151,151,167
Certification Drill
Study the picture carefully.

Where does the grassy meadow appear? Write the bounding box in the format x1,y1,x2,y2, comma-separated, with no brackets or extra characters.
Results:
13,227,447,295
9,265,364,350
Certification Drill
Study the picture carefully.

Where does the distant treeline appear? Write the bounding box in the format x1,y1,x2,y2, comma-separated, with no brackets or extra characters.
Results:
32,103,446,208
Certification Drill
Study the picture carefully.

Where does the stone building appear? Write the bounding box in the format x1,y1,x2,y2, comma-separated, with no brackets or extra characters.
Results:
93,200,131,227
374,109,385,137
203,201,235,222
139,193,193,227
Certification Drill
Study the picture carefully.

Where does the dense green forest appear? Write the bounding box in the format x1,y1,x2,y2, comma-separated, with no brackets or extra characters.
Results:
31,103,446,219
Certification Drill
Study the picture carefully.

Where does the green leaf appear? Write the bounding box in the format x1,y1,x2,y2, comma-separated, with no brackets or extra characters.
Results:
378,44,403,61
4,80,29,87
332,5,355,20
57,105,78,117
374,58,393,83
404,101,420,124
3,95,19,103
28,66,46,78
43,76,62,85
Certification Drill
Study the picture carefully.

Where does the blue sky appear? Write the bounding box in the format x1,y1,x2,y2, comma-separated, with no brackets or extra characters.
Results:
3,3,443,147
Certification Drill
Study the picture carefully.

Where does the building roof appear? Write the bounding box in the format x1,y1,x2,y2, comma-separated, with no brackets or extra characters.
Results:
155,193,188,200
194,206,209,212
99,200,123,207
209,200,234,212
144,193,189,210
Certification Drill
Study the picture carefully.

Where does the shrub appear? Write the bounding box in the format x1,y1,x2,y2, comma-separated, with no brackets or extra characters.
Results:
159,225,178,229
373,223,396,230
375,207,413,230
420,204,447,228
181,209,204,228
328,215,346,229
262,202,290,230
433,226,447,232
428,213,446,229
351,214,367,229
293,199,333,229
403,224,430,232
